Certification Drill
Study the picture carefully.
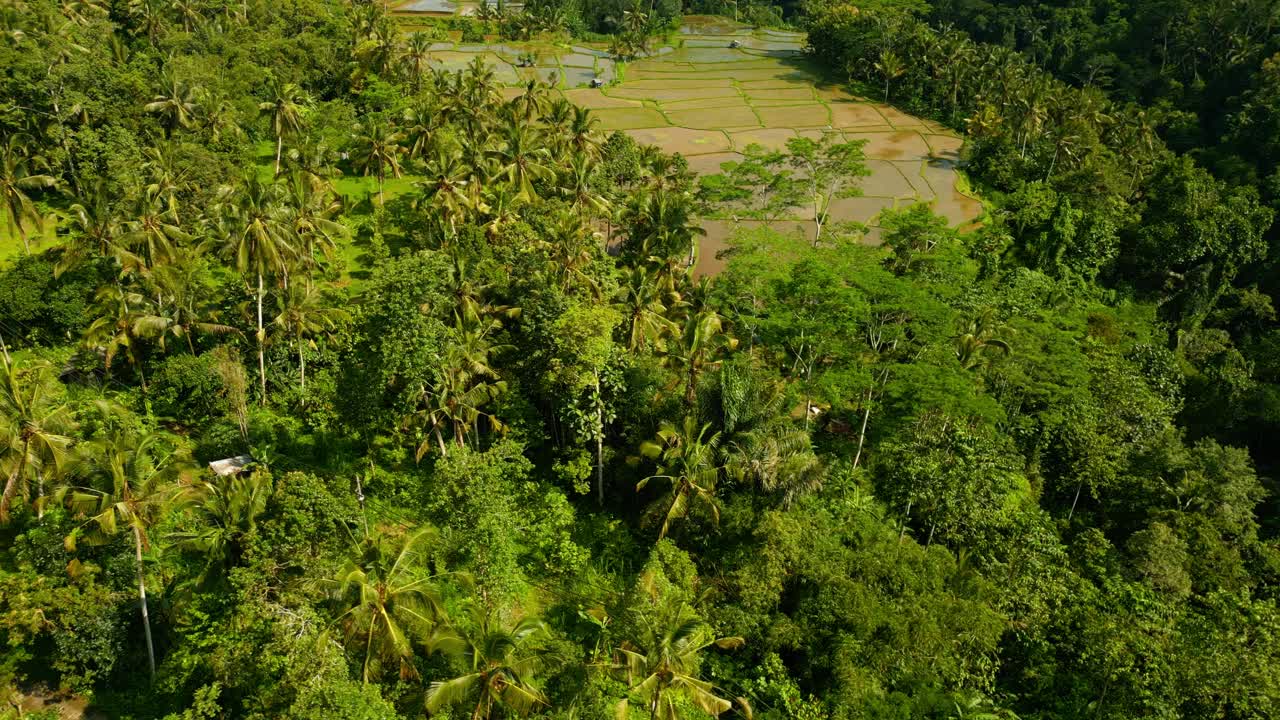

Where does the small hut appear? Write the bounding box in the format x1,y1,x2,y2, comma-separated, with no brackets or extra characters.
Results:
208,455,254,477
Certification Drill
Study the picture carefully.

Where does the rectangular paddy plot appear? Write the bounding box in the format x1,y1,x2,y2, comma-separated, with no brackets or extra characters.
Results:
593,107,670,130
666,106,761,129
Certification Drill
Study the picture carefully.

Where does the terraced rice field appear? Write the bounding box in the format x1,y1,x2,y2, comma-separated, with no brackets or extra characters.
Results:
412,16,984,274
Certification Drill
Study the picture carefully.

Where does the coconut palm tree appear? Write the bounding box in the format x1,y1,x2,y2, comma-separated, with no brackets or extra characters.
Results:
258,79,310,176
402,96,442,162
954,308,1012,370
216,173,295,403
349,118,405,206
144,71,200,137
272,282,349,394
84,283,153,390
169,469,269,588
567,106,602,159
659,309,738,408
493,118,553,203
119,187,190,275
614,605,742,719
427,606,551,719
132,252,240,354
636,416,724,540
326,525,447,684
62,403,193,682
400,31,436,91
418,144,474,238
0,134,58,254
0,359,74,523
58,181,124,273
281,171,345,281
613,266,677,352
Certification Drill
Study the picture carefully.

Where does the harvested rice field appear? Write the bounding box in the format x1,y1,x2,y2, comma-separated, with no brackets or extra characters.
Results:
416,15,982,275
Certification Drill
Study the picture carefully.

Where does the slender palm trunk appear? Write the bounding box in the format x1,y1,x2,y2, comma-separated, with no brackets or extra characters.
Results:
0,438,31,522
898,499,911,543
853,387,872,468
134,525,157,682
298,338,306,394
15,217,30,254
274,135,283,177
596,371,605,506
257,272,267,405
1068,481,1083,521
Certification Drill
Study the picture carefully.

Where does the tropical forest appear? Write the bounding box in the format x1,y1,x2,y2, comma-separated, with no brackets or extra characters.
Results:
0,0,1278,717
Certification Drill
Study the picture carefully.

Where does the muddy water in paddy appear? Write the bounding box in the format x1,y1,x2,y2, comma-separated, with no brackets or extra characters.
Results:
419,20,982,272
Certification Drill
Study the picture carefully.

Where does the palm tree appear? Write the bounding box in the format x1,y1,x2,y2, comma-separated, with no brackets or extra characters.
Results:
127,0,167,45
327,525,446,684
636,416,724,540
141,140,189,223
282,171,345,281
169,469,269,588
613,266,677,352
0,134,58,254
217,173,295,403
614,607,742,718
493,118,553,203
427,606,550,719
132,253,240,354
272,282,349,394
567,106,602,159
258,79,310,176
0,359,74,522
412,325,510,458
119,187,190,275
418,144,473,238
349,118,405,206
400,31,435,91
58,181,124,273
660,309,738,408
559,151,610,221
62,404,193,682
144,71,200,137
402,96,442,162
874,48,906,101
954,309,1012,370
84,283,152,390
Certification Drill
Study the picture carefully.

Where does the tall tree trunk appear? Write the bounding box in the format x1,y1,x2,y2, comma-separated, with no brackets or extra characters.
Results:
596,371,605,506
0,438,31,522
298,339,306,394
1068,481,1083,521
852,387,873,469
274,135,283,177
898,499,911,543
16,218,30,254
434,425,448,457
257,272,267,405
133,525,157,682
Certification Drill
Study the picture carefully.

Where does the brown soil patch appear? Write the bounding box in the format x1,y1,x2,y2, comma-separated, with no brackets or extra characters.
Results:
829,102,889,128
852,130,931,161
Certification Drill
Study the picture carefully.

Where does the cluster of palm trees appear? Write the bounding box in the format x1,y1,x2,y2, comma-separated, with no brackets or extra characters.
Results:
808,10,1168,193
325,523,743,719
